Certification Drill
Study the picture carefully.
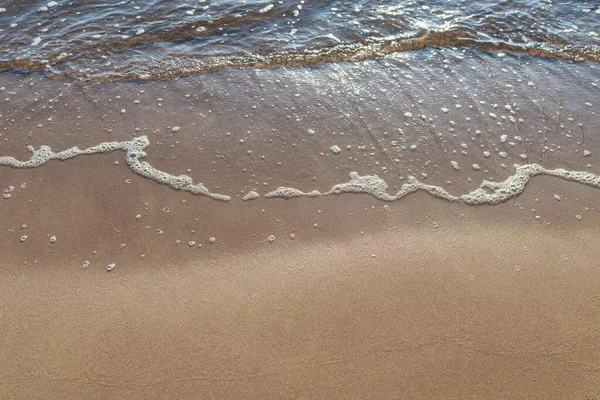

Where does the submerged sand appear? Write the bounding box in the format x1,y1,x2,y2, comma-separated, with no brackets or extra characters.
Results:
1,49,600,398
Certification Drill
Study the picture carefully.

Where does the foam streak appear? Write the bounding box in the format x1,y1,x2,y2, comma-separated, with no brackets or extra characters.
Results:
267,166,600,205
3,137,600,205
0,136,231,201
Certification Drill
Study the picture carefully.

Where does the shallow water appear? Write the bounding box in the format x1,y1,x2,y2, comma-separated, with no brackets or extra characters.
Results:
1,0,599,81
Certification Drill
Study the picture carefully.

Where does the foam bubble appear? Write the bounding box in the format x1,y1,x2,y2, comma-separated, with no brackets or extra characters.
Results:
3,137,600,208
242,191,260,201
461,164,600,205
265,162,600,206
0,136,230,201
258,4,274,13
267,172,458,202
265,187,321,199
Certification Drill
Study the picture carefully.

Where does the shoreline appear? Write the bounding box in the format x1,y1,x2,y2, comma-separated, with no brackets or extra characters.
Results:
2,48,600,398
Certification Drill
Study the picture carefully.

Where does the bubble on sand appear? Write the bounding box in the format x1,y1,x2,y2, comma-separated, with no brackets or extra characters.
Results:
20,235,27,243
188,241,196,247
107,263,116,272
242,191,260,201
209,237,216,244
289,233,296,240
49,235,57,243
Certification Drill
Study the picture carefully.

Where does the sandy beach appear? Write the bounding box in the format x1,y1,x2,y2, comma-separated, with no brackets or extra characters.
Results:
1,46,600,398
2,188,600,399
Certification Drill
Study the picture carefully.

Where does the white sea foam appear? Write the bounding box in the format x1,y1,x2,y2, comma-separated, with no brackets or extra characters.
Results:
0,136,230,201
242,190,260,201
461,164,600,205
258,4,274,14
2,137,600,206
266,172,458,202
265,166,600,205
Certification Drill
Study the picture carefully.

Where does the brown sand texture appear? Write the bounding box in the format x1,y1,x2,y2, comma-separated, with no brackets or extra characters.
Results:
1,52,600,399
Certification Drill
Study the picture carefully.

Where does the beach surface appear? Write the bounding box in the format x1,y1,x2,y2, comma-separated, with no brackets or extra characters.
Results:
1,46,600,398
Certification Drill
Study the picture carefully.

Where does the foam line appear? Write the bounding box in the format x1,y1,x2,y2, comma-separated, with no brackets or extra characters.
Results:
0,136,231,201
3,137,600,205
266,166,600,205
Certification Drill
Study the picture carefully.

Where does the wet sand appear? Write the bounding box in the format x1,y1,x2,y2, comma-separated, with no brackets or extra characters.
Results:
2,50,600,398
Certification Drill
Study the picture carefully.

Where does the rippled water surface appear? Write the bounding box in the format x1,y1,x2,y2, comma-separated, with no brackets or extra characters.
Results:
0,0,599,81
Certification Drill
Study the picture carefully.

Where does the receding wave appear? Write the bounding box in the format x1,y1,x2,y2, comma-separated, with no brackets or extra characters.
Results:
2,29,599,83
1,0,598,82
